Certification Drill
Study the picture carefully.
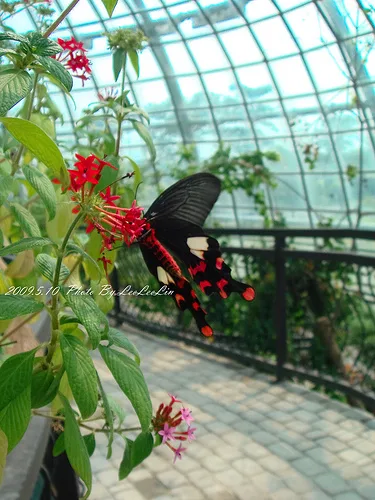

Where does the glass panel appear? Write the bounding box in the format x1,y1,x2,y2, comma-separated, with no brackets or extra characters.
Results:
185,111,218,141
285,4,336,50
188,36,229,71
219,27,263,65
270,56,315,96
244,0,278,22
132,80,172,110
271,176,307,210
305,46,349,91
253,100,290,138
236,65,277,102
163,42,196,75
175,76,208,107
203,71,242,106
257,138,301,173
252,16,298,59
306,173,347,211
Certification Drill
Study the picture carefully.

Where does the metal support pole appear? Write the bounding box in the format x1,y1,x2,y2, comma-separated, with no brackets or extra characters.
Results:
275,236,287,382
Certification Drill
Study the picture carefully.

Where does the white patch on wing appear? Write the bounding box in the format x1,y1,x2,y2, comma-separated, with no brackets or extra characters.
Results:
187,237,209,250
157,267,175,284
190,249,205,260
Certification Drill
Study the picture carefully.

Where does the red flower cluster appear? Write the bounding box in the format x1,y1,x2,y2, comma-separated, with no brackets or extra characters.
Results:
56,153,147,275
54,37,91,86
152,394,196,463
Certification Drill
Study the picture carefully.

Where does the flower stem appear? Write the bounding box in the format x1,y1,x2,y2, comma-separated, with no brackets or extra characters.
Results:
43,0,81,38
46,212,83,364
114,53,127,158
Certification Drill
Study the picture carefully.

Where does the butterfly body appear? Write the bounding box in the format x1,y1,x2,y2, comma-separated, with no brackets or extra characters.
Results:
137,173,255,336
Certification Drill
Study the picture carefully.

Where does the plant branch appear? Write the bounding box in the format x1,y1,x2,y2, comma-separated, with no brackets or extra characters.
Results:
114,54,127,157
43,0,81,38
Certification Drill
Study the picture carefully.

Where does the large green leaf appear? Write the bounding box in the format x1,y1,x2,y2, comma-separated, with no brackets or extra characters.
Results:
53,432,96,458
35,253,70,284
60,335,98,419
113,49,126,82
0,388,31,453
0,69,32,116
0,348,36,412
31,367,64,409
26,33,61,56
131,120,156,162
0,173,14,206
97,374,113,459
23,165,57,220
0,237,55,258
0,295,44,320
0,118,69,188
0,32,27,43
60,393,92,499
101,0,118,17
34,56,73,93
128,49,139,79
10,202,41,237
62,292,108,349
99,345,152,432
132,432,153,468
107,327,140,365
0,428,7,484
119,438,133,480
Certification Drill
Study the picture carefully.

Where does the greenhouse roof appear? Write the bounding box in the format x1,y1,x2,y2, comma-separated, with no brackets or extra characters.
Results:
4,0,375,229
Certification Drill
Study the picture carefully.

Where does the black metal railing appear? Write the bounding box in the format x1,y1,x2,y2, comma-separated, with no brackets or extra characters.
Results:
111,228,375,412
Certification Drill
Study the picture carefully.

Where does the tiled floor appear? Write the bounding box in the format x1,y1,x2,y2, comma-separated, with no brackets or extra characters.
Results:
91,324,375,500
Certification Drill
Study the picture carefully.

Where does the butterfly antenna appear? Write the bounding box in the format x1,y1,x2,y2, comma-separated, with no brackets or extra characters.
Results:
103,172,135,191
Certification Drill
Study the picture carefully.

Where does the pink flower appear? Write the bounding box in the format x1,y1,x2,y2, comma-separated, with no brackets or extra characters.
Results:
158,423,176,444
173,443,187,464
168,393,182,405
181,407,194,426
187,427,196,442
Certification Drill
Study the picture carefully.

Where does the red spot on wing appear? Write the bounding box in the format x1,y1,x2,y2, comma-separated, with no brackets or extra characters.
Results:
201,325,213,337
190,261,207,276
243,287,255,301
199,280,212,293
216,257,224,270
217,278,229,299
175,294,185,308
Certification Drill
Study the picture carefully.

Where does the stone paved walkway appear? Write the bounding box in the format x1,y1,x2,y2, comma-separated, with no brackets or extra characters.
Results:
91,324,375,500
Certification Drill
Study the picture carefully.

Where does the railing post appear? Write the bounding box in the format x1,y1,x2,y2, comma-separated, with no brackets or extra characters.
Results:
275,236,287,382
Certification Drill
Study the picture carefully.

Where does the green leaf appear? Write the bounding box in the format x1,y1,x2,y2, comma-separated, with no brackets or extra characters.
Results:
0,237,55,258
0,32,27,43
31,369,55,408
35,253,70,284
132,432,153,468
128,50,139,79
101,0,118,17
107,328,140,365
22,166,57,220
0,428,7,484
106,395,126,427
0,388,31,453
113,49,126,82
0,230,3,248
0,295,43,320
0,173,15,206
119,438,133,480
0,118,69,188
60,335,98,419
53,432,96,458
97,374,113,459
10,202,41,237
52,432,65,457
0,348,36,412
99,345,152,432
123,156,141,194
62,292,108,349
60,393,92,499
65,243,102,280
27,33,61,56
0,69,32,116
34,56,73,93
131,120,156,162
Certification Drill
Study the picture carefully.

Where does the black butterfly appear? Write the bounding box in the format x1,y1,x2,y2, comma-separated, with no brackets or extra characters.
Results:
138,173,255,336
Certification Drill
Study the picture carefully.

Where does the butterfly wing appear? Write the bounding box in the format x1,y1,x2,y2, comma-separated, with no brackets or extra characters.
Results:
145,173,221,228
139,238,213,337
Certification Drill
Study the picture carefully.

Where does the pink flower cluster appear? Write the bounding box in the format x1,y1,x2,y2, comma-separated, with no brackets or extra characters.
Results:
54,37,92,86
153,394,196,463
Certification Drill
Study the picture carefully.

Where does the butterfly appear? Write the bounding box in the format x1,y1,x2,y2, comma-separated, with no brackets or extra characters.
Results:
138,173,255,336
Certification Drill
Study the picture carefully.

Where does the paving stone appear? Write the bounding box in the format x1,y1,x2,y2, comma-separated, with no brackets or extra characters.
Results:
270,488,299,500
157,470,188,489
97,468,120,487
302,491,331,500
331,429,357,443
337,463,365,481
215,468,246,488
187,468,216,489
314,472,348,495
114,488,146,500
268,442,301,461
353,476,375,499
231,482,269,500
316,437,347,453
293,410,318,423
351,437,375,454
202,484,236,499
252,431,279,446
200,455,228,473
320,410,345,423
232,419,257,435
283,472,315,494
286,420,311,434
292,457,326,477
300,401,322,413
306,447,340,466
135,477,169,499
243,441,270,459
169,485,204,499
91,483,116,500
233,457,264,477
215,443,243,461
253,471,285,493
334,493,364,500
221,430,251,448
339,449,372,465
